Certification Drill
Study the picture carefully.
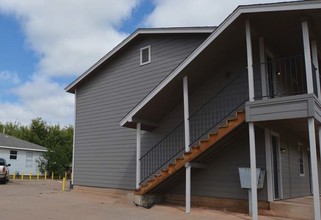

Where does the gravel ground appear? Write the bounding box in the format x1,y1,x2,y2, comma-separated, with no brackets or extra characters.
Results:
0,180,290,220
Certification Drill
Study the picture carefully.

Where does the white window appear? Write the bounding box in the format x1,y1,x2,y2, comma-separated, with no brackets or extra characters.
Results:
140,45,151,65
10,150,17,160
26,152,33,168
298,143,304,176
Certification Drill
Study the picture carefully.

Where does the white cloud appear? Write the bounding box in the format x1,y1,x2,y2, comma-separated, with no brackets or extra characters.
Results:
0,75,74,126
11,76,74,125
145,0,297,27
0,71,20,85
0,0,140,125
0,102,35,125
0,0,140,77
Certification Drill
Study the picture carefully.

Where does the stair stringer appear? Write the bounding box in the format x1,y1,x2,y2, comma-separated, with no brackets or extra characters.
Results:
135,111,245,195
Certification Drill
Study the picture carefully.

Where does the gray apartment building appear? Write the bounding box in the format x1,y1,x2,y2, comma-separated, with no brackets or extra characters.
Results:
66,1,321,219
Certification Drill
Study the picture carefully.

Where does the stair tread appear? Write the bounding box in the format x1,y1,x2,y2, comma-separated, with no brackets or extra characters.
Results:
136,111,245,195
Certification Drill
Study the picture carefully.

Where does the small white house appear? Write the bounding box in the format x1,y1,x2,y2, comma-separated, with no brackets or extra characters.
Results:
0,133,47,175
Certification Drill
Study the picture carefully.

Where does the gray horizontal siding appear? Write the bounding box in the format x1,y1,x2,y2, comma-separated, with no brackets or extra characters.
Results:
74,33,209,189
166,126,267,201
246,93,321,122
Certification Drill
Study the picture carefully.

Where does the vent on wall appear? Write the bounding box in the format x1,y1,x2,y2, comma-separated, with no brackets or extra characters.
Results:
140,45,151,65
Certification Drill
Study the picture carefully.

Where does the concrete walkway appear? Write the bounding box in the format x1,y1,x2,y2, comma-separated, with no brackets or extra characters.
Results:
261,196,317,220
1,180,290,220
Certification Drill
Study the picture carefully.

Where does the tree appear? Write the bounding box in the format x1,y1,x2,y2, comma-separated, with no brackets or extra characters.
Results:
1,118,73,178
43,125,73,177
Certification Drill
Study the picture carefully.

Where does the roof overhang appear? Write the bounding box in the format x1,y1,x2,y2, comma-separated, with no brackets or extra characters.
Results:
0,145,47,152
119,0,321,129
65,27,215,93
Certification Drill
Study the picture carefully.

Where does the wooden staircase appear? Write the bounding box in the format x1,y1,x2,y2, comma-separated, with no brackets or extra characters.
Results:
135,111,245,195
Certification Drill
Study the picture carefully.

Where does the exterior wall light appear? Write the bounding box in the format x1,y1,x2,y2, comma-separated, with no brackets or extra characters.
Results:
280,147,287,154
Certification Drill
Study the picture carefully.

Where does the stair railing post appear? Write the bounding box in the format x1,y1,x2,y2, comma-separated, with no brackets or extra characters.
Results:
183,75,191,214
136,122,141,189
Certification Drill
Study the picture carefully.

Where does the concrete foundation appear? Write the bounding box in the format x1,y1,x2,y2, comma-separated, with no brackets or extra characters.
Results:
163,194,269,214
73,185,134,205
133,194,163,208
73,186,316,219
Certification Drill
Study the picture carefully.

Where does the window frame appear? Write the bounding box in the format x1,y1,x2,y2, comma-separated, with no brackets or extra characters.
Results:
25,151,33,168
10,150,18,160
140,45,151,65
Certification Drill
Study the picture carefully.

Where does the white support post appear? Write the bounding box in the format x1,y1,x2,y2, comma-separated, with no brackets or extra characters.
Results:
246,19,255,101
259,37,267,98
183,75,191,214
308,118,321,220
183,76,190,152
186,164,191,214
301,20,314,94
319,126,321,171
71,89,77,186
312,40,320,99
136,122,141,189
249,122,258,220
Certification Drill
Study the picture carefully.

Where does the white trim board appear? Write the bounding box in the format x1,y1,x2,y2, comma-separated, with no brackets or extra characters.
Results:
0,145,47,152
270,131,284,200
119,1,321,127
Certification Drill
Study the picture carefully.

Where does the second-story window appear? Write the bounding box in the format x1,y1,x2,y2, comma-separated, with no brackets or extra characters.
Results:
140,45,151,65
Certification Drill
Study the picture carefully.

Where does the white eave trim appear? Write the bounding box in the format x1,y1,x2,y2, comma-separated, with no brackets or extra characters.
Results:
119,1,321,127
0,145,47,152
65,27,215,93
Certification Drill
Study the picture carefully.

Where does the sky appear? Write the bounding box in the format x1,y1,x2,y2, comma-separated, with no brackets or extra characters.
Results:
0,0,296,126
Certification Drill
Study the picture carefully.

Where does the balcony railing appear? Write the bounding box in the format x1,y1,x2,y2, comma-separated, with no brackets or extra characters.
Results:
253,54,307,100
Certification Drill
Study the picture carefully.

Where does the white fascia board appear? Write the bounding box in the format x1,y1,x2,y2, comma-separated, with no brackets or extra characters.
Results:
238,1,321,13
65,30,140,93
119,1,321,127
0,145,47,152
65,27,215,93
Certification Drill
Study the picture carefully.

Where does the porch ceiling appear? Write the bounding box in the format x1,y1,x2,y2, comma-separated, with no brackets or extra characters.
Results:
125,8,321,130
248,8,321,56
257,117,321,144
258,118,309,139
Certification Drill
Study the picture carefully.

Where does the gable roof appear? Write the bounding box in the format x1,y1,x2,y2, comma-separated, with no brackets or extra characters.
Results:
0,133,47,152
119,0,321,127
65,26,215,93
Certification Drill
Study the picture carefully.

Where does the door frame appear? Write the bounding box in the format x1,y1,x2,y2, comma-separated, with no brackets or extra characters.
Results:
265,49,276,98
270,131,283,200
265,129,283,201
